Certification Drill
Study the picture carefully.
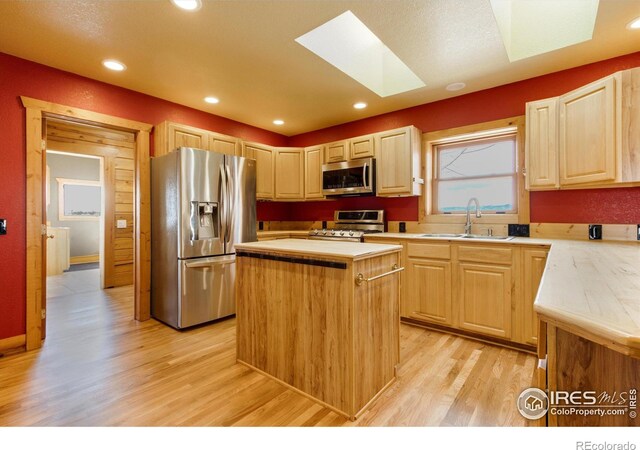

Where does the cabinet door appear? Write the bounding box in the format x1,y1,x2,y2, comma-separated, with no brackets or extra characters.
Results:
559,76,617,186
168,123,209,152
458,263,512,339
349,135,375,160
324,141,348,163
243,143,275,199
407,258,453,326
304,146,324,199
526,98,559,189
275,148,304,199
376,127,417,196
522,249,548,345
209,132,240,156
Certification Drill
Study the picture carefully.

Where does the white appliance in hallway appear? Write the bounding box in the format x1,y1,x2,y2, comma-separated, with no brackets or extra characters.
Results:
151,147,256,329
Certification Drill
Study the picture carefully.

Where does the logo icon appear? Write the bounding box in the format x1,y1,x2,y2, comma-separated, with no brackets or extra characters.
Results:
517,388,549,420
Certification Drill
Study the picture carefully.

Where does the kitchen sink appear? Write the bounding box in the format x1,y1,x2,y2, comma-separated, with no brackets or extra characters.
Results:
420,233,464,238
459,234,515,240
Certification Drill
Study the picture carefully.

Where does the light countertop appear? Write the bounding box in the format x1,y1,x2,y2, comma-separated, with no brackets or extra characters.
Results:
365,232,640,357
235,238,402,260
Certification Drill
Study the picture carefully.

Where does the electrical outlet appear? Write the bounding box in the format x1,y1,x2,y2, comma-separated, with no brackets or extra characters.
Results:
399,222,406,233
322,221,327,229
588,224,602,240
116,219,127,229
258,221,264,231
637,224,640,241
0,219,6,235
508,224,529,237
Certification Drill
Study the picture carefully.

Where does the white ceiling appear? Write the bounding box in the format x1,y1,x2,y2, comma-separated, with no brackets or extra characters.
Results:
0,0,639,136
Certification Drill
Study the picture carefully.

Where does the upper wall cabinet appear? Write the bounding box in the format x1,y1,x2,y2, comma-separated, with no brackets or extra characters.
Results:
525,68,640,190
304,146,324,199
154,121,240,158
155,122,209,157
324,140,349,163
376,126,423,196
525,98,559,189
349,134,375,160
274,148,304,200
209,132,241,156
243,142,275,200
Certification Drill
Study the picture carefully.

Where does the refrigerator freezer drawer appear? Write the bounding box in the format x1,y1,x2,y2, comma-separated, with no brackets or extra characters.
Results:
178,254,236,328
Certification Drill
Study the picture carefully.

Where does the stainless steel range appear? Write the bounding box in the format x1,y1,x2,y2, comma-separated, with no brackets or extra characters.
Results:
308,210,385,242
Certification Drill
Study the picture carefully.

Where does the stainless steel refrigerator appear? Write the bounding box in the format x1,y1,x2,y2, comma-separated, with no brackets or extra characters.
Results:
151,147,256,329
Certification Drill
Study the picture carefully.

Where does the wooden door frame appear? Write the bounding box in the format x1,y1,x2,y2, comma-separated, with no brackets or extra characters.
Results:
22,96,152,351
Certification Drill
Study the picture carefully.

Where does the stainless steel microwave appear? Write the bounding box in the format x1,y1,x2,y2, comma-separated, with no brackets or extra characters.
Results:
322,157,375,197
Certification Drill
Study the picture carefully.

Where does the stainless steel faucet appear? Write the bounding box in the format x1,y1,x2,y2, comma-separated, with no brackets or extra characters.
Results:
464,197,482,235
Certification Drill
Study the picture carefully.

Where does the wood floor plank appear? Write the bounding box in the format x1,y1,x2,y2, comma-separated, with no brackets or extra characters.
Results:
0,283,536,426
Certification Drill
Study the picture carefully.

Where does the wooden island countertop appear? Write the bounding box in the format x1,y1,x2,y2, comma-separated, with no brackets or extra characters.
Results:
235,238,402,260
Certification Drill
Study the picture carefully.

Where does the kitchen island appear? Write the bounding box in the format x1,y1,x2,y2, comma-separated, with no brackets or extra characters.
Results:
234,238,403,420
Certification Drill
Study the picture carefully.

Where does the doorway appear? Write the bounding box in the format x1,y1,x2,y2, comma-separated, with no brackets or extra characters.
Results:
45,151,104,302
23,96,152,350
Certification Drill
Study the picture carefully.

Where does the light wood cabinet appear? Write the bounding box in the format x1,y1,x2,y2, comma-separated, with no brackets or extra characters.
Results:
522,248,548,345
349,134,375,160
525,68,640,190
155,121,240,158
324,140,348,163
243,142,275,200
559,75,617,186
155,122,209,157
304,146,324,199
458,262,512,339
526,98,559,189
274,148,304,200
209,132,241,156
376,126,423,196
407,257,453,326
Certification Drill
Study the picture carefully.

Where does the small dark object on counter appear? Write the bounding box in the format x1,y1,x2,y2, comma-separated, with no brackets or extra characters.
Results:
508,224,529,237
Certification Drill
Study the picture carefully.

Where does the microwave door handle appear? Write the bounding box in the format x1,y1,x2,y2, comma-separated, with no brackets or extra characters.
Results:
362,162,369,190
225,164,232,243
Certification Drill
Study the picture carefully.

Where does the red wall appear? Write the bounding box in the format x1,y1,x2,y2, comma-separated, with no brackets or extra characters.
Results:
0,52,287,340
284,51,640,224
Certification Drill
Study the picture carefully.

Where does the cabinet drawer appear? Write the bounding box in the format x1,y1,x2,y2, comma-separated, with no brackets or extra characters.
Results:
457,245,512,264
407,242,450,260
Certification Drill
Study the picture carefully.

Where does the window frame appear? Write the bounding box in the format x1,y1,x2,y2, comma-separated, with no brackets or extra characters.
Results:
56,177,102,221
420,116,529,226
433,132,518,215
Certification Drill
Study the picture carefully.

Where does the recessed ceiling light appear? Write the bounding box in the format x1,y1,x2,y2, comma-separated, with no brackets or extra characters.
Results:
490,0,599,62
353,102,367,109
446,82,466,92
295,11,425,97
273,119,284,126
102,59,126,71
170,0,202,11
627,17,640,30
204,96,219,104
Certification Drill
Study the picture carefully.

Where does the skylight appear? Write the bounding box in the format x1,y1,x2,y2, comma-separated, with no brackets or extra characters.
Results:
295,11,425,97
490,0,599,62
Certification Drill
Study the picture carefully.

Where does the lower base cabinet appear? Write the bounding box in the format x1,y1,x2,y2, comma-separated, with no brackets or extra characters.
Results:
407,257,453,326
365,236,550,348
458,262,512,339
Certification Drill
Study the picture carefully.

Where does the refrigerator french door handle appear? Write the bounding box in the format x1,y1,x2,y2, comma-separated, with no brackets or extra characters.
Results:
225,164,232,243
185,259,236,269
219,165,228,244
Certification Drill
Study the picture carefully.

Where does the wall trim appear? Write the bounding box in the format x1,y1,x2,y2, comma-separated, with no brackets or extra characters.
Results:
0,334,26,355
70,254,100,265
21,96,152,351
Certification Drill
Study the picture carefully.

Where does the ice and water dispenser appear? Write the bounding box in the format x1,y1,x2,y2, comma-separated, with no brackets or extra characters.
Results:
189,201,219,241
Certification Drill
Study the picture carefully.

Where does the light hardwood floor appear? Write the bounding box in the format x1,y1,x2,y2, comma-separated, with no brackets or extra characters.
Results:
0,285,536,426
